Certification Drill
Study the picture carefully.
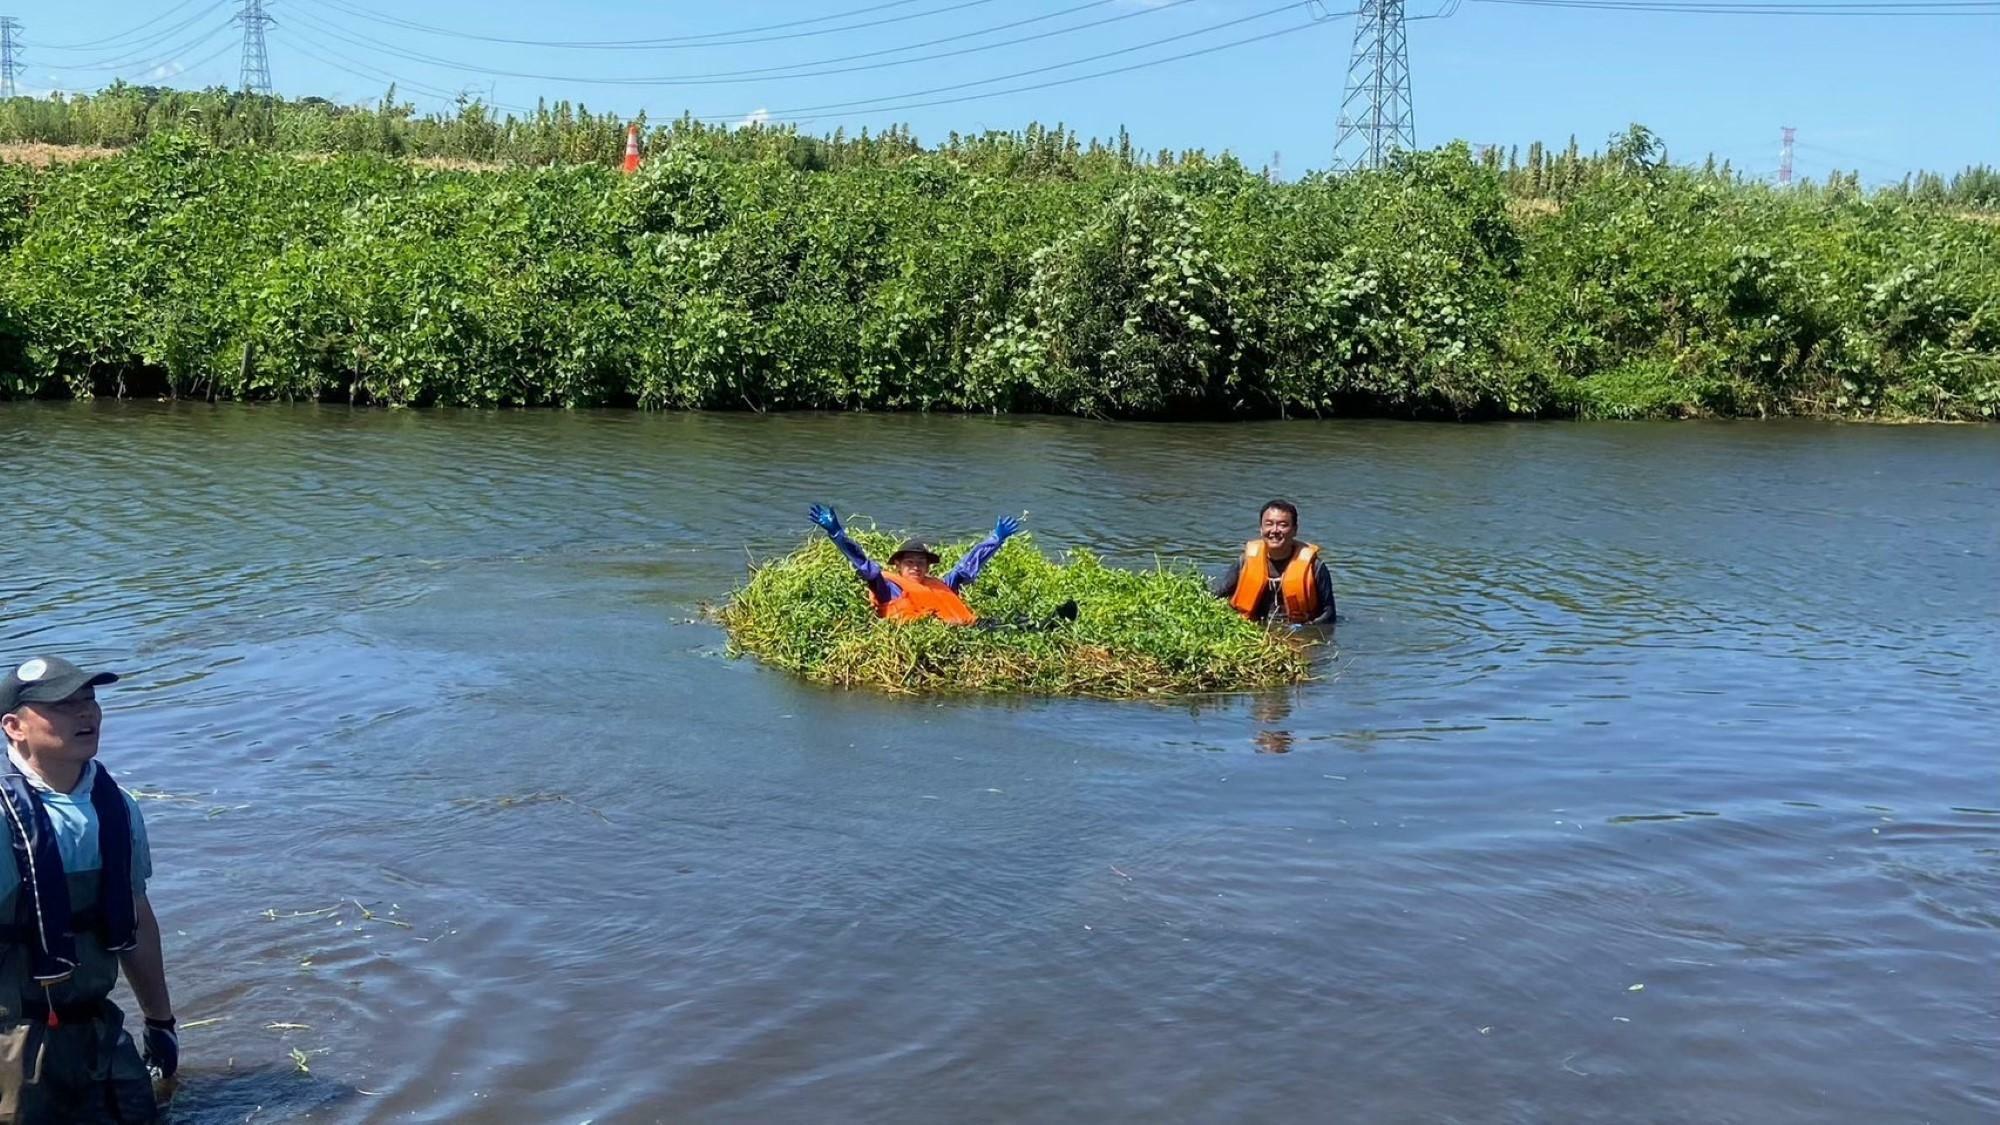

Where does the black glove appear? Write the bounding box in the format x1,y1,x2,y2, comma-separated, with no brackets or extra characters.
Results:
143,1017,179,1080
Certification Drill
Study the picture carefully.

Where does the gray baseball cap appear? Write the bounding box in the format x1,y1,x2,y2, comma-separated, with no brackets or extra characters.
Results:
0,656,119,713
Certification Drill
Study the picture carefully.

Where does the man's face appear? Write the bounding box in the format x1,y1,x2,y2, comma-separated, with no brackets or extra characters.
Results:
1260,508,1297,554
893,556,933,581
1,687,103,763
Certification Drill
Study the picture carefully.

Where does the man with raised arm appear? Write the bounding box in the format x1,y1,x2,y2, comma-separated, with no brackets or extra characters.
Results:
807,504,1022,625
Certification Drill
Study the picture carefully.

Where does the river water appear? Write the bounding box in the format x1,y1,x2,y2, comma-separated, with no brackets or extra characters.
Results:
4,403,1996,1123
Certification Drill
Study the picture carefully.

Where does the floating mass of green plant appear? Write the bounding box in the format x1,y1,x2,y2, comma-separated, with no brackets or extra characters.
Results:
718,531,1315,698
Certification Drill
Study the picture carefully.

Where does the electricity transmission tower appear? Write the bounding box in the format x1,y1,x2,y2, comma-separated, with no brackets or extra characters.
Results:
1778,125,1796,185
237,0,273,95
1331,0,1415,171
0,17,22,100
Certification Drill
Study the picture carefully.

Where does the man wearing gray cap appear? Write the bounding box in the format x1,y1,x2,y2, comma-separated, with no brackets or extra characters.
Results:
0,655,177,1122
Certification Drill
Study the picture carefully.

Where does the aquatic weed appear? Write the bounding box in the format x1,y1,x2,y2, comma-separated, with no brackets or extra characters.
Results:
718,531,1313,698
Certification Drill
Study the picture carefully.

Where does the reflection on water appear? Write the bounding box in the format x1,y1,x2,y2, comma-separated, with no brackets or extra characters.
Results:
1250,692,1297,754
1252,729,1295,755
3,403,1997,1123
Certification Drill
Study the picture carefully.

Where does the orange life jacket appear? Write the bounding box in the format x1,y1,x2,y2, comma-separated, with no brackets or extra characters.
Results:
871,570,979,625
1228,539,1323,624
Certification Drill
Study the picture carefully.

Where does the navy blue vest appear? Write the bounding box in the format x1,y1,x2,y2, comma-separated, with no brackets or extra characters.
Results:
0,761,137,984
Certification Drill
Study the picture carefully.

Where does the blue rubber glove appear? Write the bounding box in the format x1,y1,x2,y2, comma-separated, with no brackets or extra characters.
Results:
994,514,1023,541
143,1017,179,1080
808,504,844,537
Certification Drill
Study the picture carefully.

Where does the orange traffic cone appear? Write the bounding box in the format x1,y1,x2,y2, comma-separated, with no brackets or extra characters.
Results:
622,124,642,174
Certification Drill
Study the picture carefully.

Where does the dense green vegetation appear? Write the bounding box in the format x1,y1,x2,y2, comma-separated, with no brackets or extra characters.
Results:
0,113,1994,419
719,531,1313,697
6,86,1997,209
0,85,1169,176
1480,135,2000,211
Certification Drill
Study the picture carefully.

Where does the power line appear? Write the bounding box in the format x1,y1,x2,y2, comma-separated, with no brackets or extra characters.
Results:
297,0,1217,87
37,8,231,72
701,1,1324,119
39,2,229,71
286,0,1313,94
273,7,1342,129
321,0,1196,82
704,13,1349,127
173,31,247,83
31,0,210,52
313,0,939,46
40,13,236,75
139,20,241,79
1793,139,1915,174
1471,0,2000,14
273,27,534,111
313,0,1014,50
38,11,238,84
276,33,463,103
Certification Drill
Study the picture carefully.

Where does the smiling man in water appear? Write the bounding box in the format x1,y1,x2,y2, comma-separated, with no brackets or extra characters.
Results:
1212,499,1336,625
0,656,178,1123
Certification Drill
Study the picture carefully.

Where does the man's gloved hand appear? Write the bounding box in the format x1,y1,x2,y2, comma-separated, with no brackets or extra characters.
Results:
994,514,1023,541
808,504,844,537
142,1017,179,1080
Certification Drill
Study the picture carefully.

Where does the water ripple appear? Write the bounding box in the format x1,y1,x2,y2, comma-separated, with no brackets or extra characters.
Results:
3,403,1996,1123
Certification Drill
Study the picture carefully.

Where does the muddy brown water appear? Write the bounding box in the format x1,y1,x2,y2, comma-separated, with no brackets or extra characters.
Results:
5,403,1996,1123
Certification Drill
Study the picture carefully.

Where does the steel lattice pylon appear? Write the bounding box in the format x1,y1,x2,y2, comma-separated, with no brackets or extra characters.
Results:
1331,0,1415,171
0,17,22,100
237,0,273,95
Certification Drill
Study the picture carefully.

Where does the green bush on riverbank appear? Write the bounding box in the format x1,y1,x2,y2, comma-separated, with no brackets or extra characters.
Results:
718,532,1312,697
7,88,1998,211
0,127,1995,419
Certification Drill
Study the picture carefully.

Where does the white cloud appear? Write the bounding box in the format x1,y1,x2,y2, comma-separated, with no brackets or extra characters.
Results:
149,60,185,80
738,107,771,130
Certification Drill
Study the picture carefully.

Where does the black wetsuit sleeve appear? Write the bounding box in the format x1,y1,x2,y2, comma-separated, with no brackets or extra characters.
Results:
1309,560,1337,623
1212,559,1243,600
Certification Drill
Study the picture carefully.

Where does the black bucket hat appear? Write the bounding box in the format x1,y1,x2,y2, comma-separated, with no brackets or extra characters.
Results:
1,656,119,714
888,539,941,565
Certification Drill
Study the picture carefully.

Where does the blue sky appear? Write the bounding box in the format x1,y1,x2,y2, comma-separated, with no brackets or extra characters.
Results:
16,0,1999,181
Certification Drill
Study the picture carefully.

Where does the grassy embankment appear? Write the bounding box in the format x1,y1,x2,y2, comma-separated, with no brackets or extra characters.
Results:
718,532,1313,698
0,123,1994,420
